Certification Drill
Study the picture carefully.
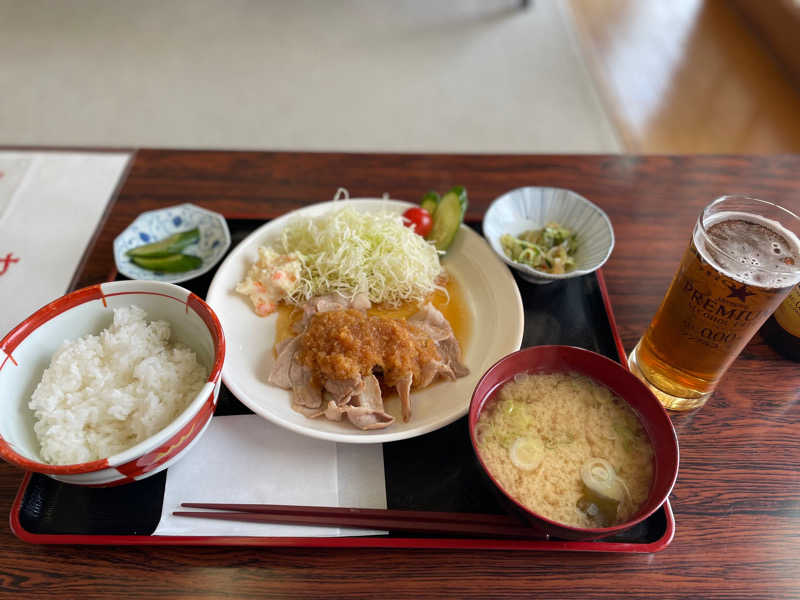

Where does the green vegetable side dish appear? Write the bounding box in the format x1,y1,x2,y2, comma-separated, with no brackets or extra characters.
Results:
425,186,468,252
500,223,578,274
448,186,468,215
420,191,440,216
126,228,200,258
126,227,202,273
131,253,203,273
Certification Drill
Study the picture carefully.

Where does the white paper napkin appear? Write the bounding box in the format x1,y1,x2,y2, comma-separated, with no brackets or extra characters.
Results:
0,151,131,338
0,156,33,221
153,414,387,537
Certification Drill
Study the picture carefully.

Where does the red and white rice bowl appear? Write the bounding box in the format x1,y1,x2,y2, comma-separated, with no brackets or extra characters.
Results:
0,280,225,486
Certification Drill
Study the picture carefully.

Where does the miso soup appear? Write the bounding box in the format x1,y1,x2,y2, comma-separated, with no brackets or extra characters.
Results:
475,372,654,528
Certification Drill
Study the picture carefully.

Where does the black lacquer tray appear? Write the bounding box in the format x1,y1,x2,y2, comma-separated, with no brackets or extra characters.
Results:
11,220,674,551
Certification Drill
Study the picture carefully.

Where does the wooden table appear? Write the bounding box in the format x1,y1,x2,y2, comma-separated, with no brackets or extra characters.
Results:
3,151,800,599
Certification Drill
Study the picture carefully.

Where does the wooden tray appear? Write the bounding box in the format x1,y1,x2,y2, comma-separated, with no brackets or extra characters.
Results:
9,219,674,551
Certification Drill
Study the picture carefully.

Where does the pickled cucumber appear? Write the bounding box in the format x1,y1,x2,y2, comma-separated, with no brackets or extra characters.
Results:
131,253,202,273
126,228,200,258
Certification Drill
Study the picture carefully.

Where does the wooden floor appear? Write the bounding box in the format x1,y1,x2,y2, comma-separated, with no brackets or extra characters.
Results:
566,0,800,153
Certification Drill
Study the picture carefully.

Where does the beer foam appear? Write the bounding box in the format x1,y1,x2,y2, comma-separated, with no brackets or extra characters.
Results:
695,211,800,289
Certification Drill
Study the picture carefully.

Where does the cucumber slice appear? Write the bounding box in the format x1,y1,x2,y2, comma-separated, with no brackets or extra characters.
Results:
420,191,440,216
126,228,200,258
131,253,203,273
427,190,463,252
447,185,468,216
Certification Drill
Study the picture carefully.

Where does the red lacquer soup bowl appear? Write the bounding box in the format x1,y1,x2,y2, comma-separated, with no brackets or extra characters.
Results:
469,345,679,541
0,280,225,486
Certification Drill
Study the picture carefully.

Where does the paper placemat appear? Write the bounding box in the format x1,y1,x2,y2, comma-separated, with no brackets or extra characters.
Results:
154,414,387,537
0,151,131,338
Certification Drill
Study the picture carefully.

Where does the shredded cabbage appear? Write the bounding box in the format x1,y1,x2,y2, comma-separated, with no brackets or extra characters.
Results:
276,207,443,306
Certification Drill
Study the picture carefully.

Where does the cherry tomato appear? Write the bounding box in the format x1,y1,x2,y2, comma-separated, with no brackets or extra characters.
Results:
402,207,433,238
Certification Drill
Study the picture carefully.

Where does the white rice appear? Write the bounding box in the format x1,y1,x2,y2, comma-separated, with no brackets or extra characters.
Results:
29,305,208,465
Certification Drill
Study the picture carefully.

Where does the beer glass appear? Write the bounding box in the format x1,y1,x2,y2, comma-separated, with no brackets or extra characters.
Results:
628,195,800,411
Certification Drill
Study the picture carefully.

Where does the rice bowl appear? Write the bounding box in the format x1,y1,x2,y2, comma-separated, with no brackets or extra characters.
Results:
0,280,225,486
29,305,208,465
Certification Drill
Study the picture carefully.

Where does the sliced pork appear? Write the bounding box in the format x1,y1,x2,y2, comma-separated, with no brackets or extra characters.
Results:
395,372,413,422
408,302,452,342
344,406,393,429
345,374,394,430
324,376,365,406
324,400,345,421
268,335,301,389
435,336,470,378
288,360,323,410
271,297,468,430
417,357,455,388
320,375,394,430
294,292,371,333
293,404,326,419
409,303,470,378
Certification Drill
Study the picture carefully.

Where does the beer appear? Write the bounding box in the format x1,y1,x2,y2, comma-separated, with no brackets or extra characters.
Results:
761,284,800,361
629,196,800,411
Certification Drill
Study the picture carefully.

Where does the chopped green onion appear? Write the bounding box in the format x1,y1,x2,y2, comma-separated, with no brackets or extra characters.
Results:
509,435,544,471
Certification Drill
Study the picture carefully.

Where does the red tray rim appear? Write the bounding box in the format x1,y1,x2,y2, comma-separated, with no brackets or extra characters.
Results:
7,223,674,551
9,470,674,551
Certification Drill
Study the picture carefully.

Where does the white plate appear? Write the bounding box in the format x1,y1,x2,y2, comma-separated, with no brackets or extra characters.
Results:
206,199,524,444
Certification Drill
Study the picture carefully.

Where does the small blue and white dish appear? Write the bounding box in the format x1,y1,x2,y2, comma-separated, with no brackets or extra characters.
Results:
483,187,615,284
113,204,231,284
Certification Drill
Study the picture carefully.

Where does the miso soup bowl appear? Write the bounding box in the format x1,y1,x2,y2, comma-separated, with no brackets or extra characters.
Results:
468,345,679,541
0,280,225,486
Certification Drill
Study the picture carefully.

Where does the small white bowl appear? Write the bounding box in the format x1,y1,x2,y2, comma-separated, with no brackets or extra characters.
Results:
0,280,225,486
483,187,615,284
113,203,231,284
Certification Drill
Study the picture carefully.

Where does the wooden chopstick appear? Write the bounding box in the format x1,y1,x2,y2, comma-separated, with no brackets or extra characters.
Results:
174,503,542,538
180,502,518,524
